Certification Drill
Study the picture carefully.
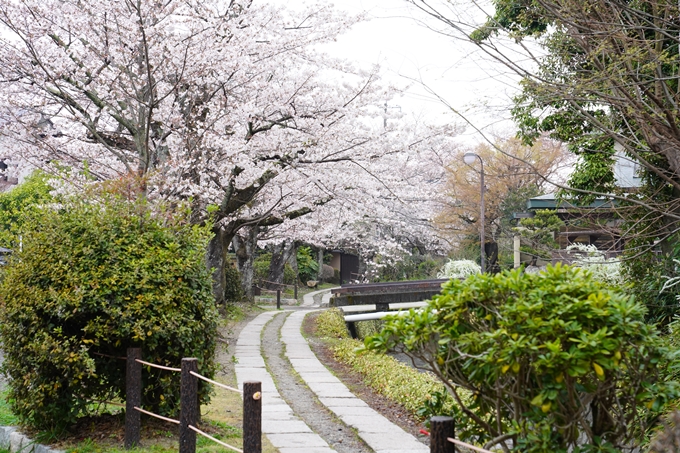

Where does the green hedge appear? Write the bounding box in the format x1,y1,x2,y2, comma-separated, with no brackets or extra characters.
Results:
0,196,218,430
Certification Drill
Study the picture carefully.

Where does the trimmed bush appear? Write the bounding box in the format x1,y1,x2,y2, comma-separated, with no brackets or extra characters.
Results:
0,196,218,430
366,264,679,452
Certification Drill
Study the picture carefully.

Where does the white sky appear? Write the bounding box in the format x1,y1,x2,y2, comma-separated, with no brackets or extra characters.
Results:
265,0,523,143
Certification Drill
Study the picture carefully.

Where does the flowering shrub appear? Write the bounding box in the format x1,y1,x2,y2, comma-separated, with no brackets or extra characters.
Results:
566,243,622,286
437,259,480,279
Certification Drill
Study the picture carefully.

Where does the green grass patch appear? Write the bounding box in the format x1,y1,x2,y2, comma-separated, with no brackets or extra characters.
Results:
0,389,19,426
315,308,456,419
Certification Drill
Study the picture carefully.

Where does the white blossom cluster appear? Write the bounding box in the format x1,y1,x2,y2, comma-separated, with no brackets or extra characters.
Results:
565,244,622,286
0,0,455,261
437,259,481,279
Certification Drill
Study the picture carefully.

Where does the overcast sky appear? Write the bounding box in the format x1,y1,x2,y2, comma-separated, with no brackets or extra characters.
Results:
265,0,522,143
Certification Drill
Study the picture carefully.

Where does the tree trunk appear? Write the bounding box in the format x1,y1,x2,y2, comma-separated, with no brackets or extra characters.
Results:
317,248,324,281
206,228,228,306
233,226,258,301
267,241,294,289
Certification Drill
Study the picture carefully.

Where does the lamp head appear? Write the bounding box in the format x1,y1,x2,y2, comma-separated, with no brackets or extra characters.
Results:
463,152,478,165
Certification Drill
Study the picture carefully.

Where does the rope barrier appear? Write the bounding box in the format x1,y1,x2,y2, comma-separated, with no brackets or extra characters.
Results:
447,437,495,453
189,425,243,453
135,359,181,372
258,279,296,288
189,371,243,394
92,352,127,360
133,406,180,425
421,429,496,453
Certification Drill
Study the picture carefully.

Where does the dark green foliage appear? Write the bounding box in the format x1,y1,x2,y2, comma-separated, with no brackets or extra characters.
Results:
0,196,218,430
0,170,53,249
515,209,564,261
224,261,245,303
296,246,319,283
366,265,678,452
253,253,296,285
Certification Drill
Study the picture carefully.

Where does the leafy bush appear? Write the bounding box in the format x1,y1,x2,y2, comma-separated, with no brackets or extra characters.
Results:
0,196,218,430
366,264,678,452
253,253,296,285
316,309,453,417
314,308,458,423
224,261,245,303
315,308,351,340
0,170,53,249
319,264,335,282
297,246,319,283
436,259,480,279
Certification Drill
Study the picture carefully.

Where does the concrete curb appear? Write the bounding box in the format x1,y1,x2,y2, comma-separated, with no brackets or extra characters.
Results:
0,426,63,453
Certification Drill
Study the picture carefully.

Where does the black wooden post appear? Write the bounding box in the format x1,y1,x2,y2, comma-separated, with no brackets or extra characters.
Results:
294,281,298,300
125,348,142,449
243,381,262,453
276,289,281,309
430,416,455,453
180,358,199,453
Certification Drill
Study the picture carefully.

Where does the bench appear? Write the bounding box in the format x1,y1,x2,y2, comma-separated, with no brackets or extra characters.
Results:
339,301,428,338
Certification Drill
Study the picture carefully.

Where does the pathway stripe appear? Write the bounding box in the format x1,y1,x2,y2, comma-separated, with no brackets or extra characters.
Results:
234,311,336,453
281,310,429,453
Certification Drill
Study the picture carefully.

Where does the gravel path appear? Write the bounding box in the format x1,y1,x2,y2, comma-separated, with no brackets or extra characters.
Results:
261,311,371,453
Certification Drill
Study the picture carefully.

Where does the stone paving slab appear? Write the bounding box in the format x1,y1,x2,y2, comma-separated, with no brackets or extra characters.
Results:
282,310,429,452
262,419,313,434
234,311,336,452
319,397,371,407
266,433,330,448
279,448,337,453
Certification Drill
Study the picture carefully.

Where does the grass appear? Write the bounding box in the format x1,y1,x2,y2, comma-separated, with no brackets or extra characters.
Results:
313,308,457,417
0,390,19,426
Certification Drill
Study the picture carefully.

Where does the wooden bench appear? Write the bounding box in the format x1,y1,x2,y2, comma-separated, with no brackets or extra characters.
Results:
339,301,428,338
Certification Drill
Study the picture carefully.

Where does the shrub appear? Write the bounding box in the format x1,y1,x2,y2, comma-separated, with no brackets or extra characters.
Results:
319,264,335,282
365,264,678,452
436,259,480,279
224,261,245,303
0,170,53,249
297,246,319,283
253,253,296,285
0,196,218,430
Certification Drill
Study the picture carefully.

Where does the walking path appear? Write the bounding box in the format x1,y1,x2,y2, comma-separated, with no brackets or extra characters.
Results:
234,289,428,453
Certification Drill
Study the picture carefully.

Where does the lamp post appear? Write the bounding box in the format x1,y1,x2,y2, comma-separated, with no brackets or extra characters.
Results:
463,152,486,273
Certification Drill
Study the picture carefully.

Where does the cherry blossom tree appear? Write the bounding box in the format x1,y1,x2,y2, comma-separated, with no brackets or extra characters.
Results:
0,0,440,302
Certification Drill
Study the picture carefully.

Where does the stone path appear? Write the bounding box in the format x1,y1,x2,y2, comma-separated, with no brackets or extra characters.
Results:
234,289,428,453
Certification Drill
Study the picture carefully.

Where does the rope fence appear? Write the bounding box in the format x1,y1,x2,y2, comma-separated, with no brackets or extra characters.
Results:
255,278,299,303
190,370,242,394
123,347,262,453
422,416,499,453
189,425,243,453
134,406,180,425
135,358,181,372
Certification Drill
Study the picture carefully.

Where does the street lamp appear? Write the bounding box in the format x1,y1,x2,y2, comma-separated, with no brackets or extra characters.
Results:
463,152,486,273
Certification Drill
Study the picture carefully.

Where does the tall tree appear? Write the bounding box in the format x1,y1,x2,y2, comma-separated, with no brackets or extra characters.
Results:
0,0,433,303
435,136,568,268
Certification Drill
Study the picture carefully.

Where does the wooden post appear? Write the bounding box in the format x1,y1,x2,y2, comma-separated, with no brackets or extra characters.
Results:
430,416,455,453
243,381,262,453
276,289,281,309
294,281,298,300
180,358,199,453
125,348,142,449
